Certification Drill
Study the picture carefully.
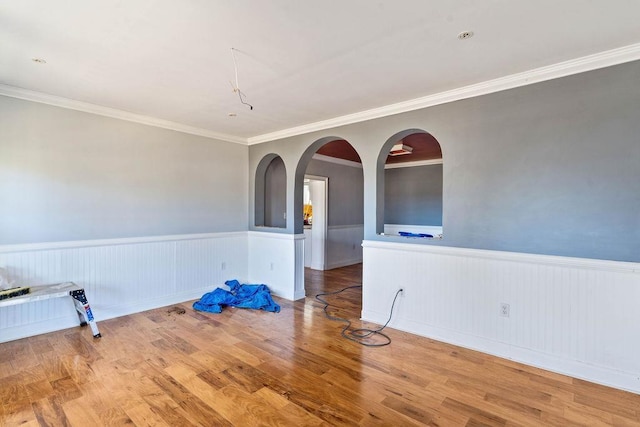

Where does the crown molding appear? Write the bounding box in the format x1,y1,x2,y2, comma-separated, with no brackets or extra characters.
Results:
247,42,640,145
312,153,363,168
3,42,640,147
0,84,247,145
385,158,443,169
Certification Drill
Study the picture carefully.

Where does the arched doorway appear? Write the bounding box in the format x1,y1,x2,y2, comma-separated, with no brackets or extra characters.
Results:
297,139,363,270
295,137,364,297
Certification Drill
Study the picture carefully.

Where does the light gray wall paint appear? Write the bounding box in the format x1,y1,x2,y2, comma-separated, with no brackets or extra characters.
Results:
263,156,286,228
249,60,640,262
384,164,442,226
305,159,364,226
0,96,248,245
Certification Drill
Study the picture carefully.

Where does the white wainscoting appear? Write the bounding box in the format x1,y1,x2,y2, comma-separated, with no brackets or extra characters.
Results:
248,231,305,300
383,224,443,237
0,232,248,343
326,224,364,270
362,240,640,394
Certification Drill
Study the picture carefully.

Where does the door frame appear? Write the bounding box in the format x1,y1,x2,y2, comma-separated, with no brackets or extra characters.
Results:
304,175,328,270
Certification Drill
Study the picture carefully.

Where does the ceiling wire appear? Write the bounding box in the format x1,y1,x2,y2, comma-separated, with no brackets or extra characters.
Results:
230,47,253,110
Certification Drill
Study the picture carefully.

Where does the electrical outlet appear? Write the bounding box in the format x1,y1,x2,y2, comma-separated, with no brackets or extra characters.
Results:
270,262,274,271
221,262,226,270
500,303,510,317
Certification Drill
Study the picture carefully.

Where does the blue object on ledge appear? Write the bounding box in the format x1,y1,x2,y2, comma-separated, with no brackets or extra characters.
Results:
193,279,280,314
398,231,433,238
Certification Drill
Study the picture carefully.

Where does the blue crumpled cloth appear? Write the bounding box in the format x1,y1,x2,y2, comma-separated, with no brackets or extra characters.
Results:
399,231,433,238
193,280,280,314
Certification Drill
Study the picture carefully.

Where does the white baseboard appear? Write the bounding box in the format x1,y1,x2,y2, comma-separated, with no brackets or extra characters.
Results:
362,240,640,394
97,286,218,321
362,308,640,394
326,257,363,270
0,232,249,343
325,224,363,270
1,314,80,343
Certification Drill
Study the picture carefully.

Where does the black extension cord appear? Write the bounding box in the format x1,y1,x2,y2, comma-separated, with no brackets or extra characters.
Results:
315,285,403,347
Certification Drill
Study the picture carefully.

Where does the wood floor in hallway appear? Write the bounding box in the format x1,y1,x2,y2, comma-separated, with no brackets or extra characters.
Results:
1,263,639,426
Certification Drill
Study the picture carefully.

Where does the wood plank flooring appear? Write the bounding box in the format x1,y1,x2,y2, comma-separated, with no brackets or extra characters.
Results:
2,263,640,426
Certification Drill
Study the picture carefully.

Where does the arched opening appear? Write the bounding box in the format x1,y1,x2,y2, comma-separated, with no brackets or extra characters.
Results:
295,137,364,299
296,139,364,269
376,130,443,238
255,154,287,228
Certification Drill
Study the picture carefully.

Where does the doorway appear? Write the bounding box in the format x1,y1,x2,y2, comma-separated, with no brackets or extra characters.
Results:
303,175,328,270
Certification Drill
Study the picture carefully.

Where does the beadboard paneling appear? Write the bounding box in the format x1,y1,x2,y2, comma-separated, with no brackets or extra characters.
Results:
247,231,305,300
0,232,248,342
362,240,640,394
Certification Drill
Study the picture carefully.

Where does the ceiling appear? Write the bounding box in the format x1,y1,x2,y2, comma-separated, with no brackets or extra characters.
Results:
316,133,442,164
2,1,640,144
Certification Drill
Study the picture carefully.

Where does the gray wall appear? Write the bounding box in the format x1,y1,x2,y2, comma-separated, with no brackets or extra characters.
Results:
264,156,286,228
384,164,442,225
0,96,248,245
249,60,640,262
305,158,364,226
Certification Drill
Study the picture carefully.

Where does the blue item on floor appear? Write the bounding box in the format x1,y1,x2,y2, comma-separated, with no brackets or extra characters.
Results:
193,279,280,314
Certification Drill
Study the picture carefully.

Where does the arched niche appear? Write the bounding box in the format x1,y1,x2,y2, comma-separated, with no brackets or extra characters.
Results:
255,154,287,228
376,129,443,237
293,136,361,234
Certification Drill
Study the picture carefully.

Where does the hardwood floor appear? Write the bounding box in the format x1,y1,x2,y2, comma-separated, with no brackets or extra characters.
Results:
2,264,639,426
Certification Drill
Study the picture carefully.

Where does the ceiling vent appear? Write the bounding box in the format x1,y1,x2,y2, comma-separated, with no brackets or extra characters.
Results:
389,143,413,156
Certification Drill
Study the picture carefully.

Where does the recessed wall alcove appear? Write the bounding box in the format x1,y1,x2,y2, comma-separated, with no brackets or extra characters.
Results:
377,129,443,238
255,154,287,228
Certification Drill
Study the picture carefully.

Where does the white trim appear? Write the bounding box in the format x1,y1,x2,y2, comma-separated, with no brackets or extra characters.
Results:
362,240,640,273
247,42,640,144
0,232,247,254
311,154,363,168
1,285,220,343
305,176,329,271
0,232,249,342
362,243,640,394
328,224,364,230
247,231,305,300
361,308,640,395
384,158,443,169
325,224,363,270
4,42,640,146
0,84,246,145
326,257,363,270
1,314,79,344
248,230,305,240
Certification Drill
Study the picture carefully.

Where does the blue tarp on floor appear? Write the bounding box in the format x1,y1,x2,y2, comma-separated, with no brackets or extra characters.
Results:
193,279,280,314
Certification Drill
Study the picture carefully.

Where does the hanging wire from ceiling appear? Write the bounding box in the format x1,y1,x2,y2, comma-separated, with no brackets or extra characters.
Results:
230,47,254,110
